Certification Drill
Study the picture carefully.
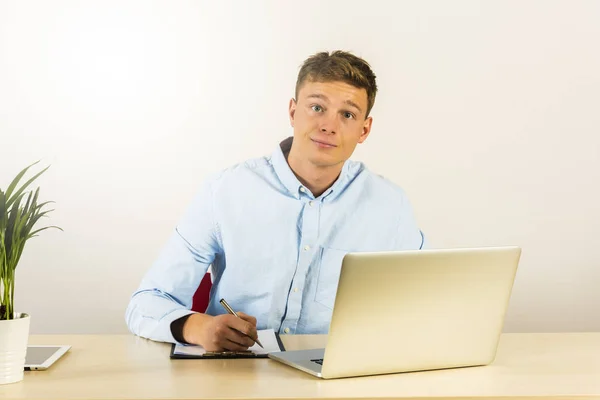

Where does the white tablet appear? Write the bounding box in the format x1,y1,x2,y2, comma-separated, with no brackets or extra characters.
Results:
24,345,71,371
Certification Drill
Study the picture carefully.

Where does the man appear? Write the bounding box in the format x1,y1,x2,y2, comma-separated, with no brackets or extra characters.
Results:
125,50,426,352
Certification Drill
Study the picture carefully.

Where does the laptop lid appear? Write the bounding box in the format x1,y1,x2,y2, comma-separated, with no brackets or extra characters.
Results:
320,246,521,379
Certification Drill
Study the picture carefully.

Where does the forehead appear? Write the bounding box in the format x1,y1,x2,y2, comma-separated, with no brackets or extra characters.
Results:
298,80,368,109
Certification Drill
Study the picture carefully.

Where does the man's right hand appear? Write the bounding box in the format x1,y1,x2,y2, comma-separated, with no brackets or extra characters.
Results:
182,312,258,352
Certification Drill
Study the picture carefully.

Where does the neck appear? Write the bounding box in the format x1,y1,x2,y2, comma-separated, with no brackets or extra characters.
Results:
286,145,343,197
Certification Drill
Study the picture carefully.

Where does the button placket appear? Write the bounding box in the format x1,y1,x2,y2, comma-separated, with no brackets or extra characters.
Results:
282,196,319,333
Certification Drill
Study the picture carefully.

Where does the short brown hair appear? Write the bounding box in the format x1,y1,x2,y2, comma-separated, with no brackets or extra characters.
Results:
295,50,378,117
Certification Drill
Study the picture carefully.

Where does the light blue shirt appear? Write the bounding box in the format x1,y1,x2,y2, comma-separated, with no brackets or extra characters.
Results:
125,138,425,343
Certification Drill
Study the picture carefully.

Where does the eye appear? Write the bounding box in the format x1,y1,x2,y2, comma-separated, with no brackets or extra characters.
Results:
343,111,355,119
311,105,323,112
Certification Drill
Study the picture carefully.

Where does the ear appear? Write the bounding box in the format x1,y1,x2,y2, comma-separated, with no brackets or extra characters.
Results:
288,98,297,127
357,116,373,144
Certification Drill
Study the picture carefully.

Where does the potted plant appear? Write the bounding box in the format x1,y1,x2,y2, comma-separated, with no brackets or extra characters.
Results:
0,161,61,385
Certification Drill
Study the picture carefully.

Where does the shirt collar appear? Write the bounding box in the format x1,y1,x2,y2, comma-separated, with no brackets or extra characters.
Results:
270,136,357,201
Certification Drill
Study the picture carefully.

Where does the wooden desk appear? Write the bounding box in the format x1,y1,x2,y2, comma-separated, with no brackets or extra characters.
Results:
1,333,599,399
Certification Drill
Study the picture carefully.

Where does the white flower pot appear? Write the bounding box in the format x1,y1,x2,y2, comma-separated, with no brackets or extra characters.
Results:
0,313,30,385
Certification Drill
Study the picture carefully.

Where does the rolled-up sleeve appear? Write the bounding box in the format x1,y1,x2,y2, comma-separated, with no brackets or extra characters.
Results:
125,177,221,343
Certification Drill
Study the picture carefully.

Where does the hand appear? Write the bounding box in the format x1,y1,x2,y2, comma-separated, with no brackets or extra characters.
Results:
182,312,258,352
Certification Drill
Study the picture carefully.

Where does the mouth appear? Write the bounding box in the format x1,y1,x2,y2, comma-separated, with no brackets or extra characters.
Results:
310,138,337,148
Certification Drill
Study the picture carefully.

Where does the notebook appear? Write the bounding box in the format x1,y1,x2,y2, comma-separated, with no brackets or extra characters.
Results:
170,328,285,359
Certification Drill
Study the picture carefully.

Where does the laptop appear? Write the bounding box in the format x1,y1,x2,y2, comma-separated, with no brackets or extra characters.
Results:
268,246,521,379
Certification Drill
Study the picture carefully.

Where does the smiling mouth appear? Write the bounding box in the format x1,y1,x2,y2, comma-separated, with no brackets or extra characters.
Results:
311,139,337,148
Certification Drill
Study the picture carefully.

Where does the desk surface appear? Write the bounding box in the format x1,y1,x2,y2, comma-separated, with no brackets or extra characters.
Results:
0,333,599,400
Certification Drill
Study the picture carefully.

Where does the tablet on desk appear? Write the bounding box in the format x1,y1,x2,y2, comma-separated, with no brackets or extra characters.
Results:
25,345,71,371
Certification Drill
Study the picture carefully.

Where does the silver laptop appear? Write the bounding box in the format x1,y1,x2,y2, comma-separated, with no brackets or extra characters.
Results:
268,246,521,379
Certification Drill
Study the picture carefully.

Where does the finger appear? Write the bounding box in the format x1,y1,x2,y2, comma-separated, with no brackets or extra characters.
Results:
224,315,257,341
204,344,226,353
221,338,253,352
237,312,257,326
222,326,256,348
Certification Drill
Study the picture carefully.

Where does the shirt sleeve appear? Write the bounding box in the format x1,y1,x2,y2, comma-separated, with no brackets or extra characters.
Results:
170,314,193,344
125,177,221,343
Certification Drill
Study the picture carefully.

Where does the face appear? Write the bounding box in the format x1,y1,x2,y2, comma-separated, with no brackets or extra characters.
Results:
288,80,373,169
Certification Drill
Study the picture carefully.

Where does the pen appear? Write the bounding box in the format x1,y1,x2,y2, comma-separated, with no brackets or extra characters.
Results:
219,298,264,348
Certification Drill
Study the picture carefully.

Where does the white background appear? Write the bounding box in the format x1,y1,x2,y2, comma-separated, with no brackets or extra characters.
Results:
0,1,598,334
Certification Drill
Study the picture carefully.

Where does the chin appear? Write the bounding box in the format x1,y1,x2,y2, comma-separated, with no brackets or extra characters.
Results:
308,156,341,168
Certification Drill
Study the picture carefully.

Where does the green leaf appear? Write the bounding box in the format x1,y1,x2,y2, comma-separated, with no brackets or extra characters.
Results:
34,201,55,211
28,225,63,238
15,206,33,243
4,193,26,258
6,164,50,209
0,190,6,229
4,161,40,200
26,209,55,233
22,191,33,217
30,187,40,211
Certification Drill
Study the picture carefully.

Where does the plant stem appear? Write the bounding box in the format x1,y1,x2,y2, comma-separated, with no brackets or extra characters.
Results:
2,272,13,320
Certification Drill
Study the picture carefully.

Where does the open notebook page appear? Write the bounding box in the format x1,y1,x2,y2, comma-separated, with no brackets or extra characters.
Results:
173,328,281,356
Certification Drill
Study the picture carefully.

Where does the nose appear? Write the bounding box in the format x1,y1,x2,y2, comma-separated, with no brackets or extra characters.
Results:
319,113,338,135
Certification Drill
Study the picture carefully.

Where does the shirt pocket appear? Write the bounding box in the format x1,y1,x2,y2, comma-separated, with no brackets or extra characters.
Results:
314,247,349,310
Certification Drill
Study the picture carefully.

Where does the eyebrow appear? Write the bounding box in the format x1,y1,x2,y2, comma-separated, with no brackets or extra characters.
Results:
306,93,363,114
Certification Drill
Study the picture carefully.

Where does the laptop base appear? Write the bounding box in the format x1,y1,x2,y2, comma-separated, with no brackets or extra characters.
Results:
268,348,324,377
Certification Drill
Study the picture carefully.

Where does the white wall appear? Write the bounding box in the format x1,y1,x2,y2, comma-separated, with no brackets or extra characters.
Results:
0,0,598,334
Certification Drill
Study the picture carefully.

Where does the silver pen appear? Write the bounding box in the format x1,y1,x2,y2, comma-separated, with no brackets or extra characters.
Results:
219,298,264,348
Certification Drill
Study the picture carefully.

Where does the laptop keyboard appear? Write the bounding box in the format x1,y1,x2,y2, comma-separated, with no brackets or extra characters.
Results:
311,358,324,365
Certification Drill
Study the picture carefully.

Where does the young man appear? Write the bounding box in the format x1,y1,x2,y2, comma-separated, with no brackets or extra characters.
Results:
125,50,426,351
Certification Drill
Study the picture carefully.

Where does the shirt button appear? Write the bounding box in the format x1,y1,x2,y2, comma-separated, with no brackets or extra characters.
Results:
293,287,299,293
299,187,306,193
308,201,313,207
284,328,290,334
304,245,310,251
